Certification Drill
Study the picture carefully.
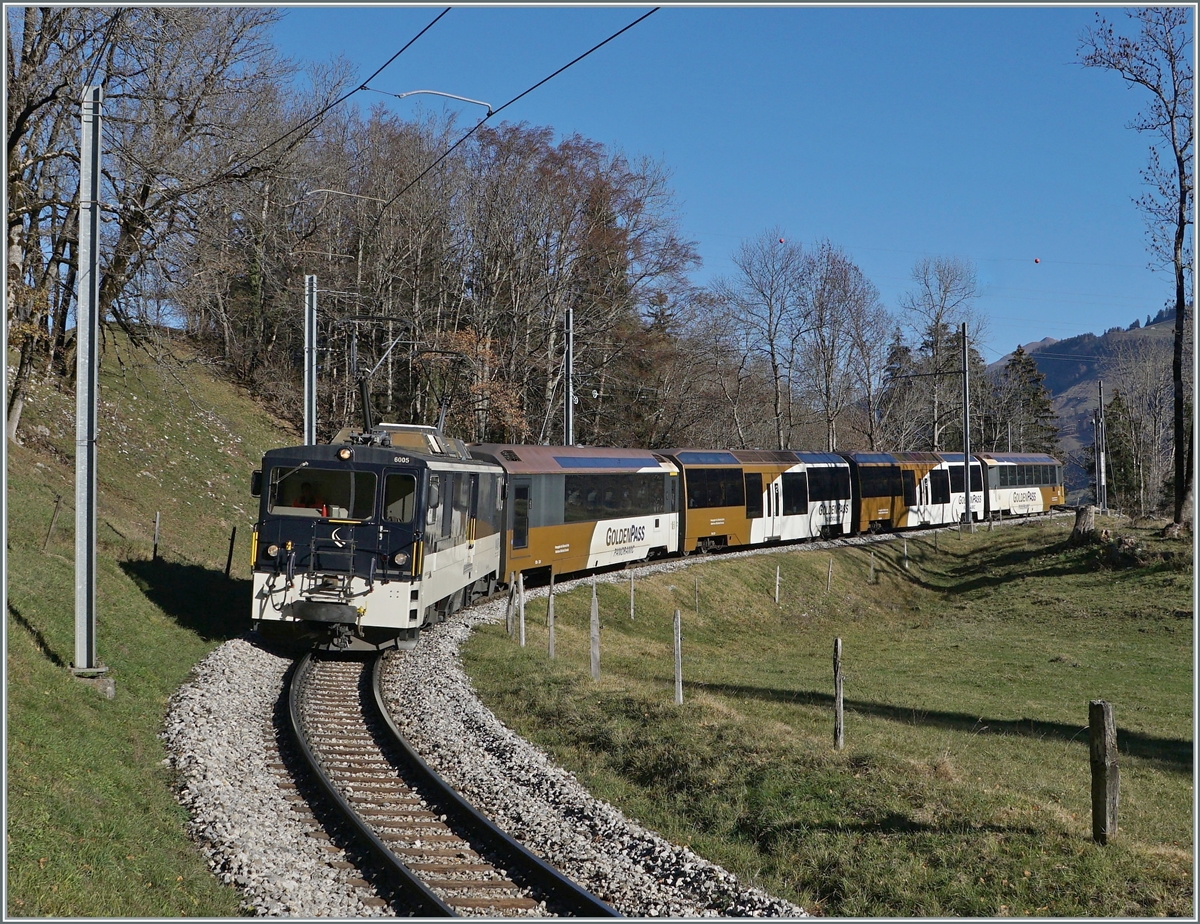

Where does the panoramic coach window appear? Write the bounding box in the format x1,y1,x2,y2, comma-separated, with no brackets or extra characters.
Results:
384,474,417,524
564,473,666,523
269,467,376,519
948,465,984,493
929,469,951,505
744,472,763,519
781,472,808,516
858,465,903,499
807,466,850,502
686,468,745,509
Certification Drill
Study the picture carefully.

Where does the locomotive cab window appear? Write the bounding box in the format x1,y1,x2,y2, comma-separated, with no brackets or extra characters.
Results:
384,473,417,523
268,467,375,520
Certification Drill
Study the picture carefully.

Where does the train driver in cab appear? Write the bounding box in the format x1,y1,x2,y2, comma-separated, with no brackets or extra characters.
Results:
292,481,326,514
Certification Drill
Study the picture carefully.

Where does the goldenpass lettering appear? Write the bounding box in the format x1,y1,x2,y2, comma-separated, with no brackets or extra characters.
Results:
605,523,647,546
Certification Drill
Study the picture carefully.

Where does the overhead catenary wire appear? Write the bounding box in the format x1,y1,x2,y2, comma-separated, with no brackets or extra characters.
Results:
370,7,660,226
220,7,451,183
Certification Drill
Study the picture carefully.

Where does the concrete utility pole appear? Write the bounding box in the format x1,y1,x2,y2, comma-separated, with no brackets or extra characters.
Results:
565,306,575,446
961,322,974,532
74,86,105,678
304,275,317,444
1095,379,1108,512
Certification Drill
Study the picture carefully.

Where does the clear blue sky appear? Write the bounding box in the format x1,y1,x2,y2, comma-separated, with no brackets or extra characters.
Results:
268,4,1187,365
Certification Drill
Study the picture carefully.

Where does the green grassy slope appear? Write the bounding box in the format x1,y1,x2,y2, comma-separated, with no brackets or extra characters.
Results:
464,521,1194,916
6,331,291,916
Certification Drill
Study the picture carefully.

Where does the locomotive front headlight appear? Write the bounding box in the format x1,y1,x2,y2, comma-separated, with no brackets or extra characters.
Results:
266,543,280,557
391,550,409,566
337,447,352,461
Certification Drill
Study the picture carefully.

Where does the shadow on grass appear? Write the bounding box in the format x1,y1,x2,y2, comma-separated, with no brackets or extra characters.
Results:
751,812,1045,841
120,557,249,642
685,680,1193,772
7,602,67,668
884,540,1103,595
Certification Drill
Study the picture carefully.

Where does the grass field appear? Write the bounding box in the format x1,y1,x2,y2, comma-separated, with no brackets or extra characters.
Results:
463,520,1194,916
5,330,1193,916
6,333,288,916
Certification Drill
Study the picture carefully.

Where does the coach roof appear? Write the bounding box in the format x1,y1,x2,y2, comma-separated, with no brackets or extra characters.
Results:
469,443,677,475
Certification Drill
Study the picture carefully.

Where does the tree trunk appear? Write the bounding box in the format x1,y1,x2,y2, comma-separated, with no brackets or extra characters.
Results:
1070,505,1098,545
1172,279,1189,524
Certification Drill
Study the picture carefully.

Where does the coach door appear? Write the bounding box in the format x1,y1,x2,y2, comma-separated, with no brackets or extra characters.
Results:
762,476,782,541
511,477,532,552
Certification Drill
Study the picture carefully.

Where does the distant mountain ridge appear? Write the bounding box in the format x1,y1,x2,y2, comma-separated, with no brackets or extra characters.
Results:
987,316,1178,497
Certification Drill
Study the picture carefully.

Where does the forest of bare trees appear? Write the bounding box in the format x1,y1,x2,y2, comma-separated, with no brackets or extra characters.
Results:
14,7,1188,511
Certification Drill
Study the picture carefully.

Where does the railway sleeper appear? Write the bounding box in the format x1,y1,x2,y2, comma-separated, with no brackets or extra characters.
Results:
376,831,467,845
445,896,539,911
409,863,496,874
390,847,481,860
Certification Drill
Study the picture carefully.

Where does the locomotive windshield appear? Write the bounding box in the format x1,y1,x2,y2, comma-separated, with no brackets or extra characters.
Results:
267,466,376,519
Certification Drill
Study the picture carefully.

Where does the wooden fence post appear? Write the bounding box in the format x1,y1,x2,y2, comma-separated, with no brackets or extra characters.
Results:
41,494,63,552
1089,699,1119,844
673,609,683,705
833,637,845,750
589,583,600,681
505,578,515,637
518,572,526,647
546,572,555,625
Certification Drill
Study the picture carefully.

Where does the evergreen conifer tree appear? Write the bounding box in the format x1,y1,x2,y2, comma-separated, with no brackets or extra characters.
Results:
999,345,1059,453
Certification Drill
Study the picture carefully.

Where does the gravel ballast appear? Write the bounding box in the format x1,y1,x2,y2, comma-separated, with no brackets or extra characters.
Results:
162,556,813,916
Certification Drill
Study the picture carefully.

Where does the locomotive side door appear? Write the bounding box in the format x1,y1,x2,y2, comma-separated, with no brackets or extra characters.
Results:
466,473,479,567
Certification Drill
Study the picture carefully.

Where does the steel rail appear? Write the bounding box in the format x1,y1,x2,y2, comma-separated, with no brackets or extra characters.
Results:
287,652,455,917
370,653,622,918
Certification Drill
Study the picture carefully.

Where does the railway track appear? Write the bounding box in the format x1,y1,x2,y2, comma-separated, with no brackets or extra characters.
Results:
287,651,620,918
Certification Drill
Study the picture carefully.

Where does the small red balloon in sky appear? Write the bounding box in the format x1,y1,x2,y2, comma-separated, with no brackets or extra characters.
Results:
1034,258,1040,263
779,238,785,243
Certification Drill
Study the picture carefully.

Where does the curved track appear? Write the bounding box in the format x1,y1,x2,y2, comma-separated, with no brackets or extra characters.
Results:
287,651,620,917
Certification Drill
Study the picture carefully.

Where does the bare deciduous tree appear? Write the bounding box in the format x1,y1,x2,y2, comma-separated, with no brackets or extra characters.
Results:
898,255,983,451
716,231,810,449
1103,335,1174,514
1080,7,1194,524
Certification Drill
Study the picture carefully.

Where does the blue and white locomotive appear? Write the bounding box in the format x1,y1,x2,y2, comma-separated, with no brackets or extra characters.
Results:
250,424,503,651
